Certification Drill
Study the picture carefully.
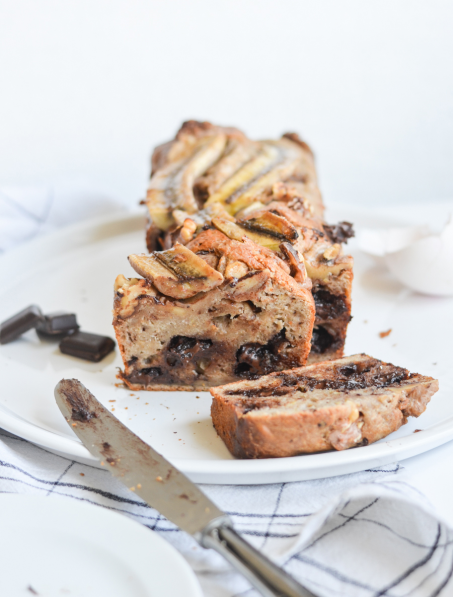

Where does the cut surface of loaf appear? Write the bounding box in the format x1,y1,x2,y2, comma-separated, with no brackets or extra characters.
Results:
143,121,354,362
210,354,439,458
113,234,315,390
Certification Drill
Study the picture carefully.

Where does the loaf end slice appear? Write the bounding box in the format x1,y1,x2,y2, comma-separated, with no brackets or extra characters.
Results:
113,231,315,390
210,354,439,458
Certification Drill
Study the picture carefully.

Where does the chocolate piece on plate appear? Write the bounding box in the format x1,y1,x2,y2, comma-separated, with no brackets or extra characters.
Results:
0,305,43,345
59,331,115,362
37,311,79,339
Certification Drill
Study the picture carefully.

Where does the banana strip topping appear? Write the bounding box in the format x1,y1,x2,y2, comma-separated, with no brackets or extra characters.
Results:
204,144,280,206
128,243,224,299
238,211,299,242
145,135,227,230
211,217,282,252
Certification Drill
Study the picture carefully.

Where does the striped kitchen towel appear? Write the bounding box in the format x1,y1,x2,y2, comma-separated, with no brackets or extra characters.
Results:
1,429,452,597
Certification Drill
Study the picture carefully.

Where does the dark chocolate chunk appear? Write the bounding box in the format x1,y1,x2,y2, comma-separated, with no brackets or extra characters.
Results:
323,221,355,244
167,336,212,359
126,367,162,385
235,329,290,378
310,325,338,354
36,311,79,339
313,290,348,321
0,305,43,344
59,331,115,362
338,364,358,377
228,360,411,398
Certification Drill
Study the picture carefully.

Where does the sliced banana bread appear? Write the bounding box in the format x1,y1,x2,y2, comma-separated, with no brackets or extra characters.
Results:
210,354,439,458
113,236,315,390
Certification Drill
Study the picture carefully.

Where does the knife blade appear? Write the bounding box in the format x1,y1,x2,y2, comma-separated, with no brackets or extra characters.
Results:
55,379,316,597
54,378,226,537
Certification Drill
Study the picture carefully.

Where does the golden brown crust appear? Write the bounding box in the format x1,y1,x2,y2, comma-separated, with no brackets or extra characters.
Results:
118,372,208,392
188,229,300,284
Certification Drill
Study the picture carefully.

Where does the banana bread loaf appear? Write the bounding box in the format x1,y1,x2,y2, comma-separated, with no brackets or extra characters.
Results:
143,120,354,361
113,121,355,390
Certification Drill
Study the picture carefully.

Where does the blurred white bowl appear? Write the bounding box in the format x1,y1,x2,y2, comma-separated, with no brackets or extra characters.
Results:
357,217,453,296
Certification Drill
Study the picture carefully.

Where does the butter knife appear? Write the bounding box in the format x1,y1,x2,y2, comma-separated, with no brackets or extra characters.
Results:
55,379,316,597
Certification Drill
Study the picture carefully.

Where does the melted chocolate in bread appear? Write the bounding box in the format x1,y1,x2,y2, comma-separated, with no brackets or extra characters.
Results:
126,367,162,385
124,336,215,386
167,336,212,359
311,325,340,354
234,329,291,379
226,359,412,400
313,290,348,321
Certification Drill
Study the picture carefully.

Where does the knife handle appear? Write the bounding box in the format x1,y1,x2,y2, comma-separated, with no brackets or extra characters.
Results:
201,523,317,597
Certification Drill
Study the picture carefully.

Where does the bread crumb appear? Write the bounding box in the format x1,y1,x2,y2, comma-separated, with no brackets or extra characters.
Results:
379,329,392,338
414,429,423,433
80,473,85,476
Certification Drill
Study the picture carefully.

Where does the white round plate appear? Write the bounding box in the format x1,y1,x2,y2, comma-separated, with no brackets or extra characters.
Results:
0,207,452,484
0,494,202,597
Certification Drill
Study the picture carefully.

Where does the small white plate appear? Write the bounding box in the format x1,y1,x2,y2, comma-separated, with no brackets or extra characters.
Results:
0,207,452,484
0,494,202,597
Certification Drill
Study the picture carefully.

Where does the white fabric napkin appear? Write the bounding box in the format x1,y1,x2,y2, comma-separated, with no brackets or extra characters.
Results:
0,184,126,252
1,187,453,596
1,430,452,597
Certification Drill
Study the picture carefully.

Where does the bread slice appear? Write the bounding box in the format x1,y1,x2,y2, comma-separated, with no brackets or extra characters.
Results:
113,231,315,390
210,354,439,458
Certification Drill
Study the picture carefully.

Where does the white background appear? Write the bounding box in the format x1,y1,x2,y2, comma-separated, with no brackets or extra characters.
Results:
1,0,452,209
